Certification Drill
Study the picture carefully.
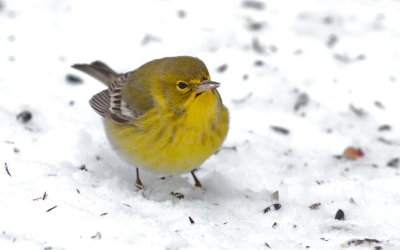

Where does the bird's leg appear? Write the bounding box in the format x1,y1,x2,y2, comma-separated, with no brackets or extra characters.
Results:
135,167,144,190
190,170,202,188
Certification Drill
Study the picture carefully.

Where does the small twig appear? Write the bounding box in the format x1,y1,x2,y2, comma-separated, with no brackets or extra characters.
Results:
4,162,11,177
46,206,57,213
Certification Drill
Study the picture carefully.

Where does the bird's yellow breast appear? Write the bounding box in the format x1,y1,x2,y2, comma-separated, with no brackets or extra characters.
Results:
104,91,229,174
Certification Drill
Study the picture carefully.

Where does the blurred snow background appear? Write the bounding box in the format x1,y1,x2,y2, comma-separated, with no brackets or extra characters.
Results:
1,0,400,249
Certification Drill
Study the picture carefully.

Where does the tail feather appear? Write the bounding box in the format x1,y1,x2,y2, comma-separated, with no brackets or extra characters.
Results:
71,61,119,86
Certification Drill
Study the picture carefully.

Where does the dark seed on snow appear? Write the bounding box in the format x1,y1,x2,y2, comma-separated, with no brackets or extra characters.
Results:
17,111,32,123
327,34,338,48
335,209,345,220
294,93,309,111
387,158,399,168
254,60,264,66
66,74,83,84
216,64,228,73
79,164,88,171
270,126,290,135
263,203,282,213
378,124,391,131
374,100,385,109
177,10,186,18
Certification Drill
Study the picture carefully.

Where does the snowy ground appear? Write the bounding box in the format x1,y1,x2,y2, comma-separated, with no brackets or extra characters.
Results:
1,0,400,249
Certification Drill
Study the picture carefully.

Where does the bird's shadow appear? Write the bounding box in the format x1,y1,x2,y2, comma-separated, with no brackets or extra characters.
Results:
132,171,272,204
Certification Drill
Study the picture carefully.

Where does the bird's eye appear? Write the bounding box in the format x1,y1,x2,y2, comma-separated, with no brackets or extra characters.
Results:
177,82,188,89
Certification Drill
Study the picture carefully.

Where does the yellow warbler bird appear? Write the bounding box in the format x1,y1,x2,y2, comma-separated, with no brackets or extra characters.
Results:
72,56,229,189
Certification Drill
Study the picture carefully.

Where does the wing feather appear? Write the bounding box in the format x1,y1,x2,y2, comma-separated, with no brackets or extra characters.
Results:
89,73,137,124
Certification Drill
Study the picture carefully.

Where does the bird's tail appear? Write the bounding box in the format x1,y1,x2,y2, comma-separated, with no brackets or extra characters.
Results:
71,61,119,86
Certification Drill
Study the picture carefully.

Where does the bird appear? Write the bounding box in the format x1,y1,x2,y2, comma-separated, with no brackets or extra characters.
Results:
72,56,229,189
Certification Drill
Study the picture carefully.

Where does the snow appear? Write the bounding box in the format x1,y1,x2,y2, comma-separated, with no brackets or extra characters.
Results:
1,0,400,249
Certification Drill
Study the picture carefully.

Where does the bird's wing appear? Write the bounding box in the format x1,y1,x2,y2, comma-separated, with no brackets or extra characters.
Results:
71,61,119,86
90,73,137,124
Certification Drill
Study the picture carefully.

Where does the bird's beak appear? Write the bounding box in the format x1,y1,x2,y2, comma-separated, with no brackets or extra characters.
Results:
195,80,220,93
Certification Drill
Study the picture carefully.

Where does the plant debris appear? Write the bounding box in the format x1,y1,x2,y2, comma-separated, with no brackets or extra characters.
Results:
242,0,265,10
79,164,88,171
42,192,48,200
247,21,265,31
100,212,108,216
4,162,11,177
254,60,264,67
377,137,393,145
170,192,185,199
326,34,338,48
141,34,161,45
264,242,271,248
272,222,278,228
263,203,282,213
374,100,385,109
349,104,366,117
91,232,102,240
294,93,309,111
16,110,32,123
232,92,252,104
334,53,366,64
215,146,237,155
188,216,195,224
341,238,381,247
65,74,83,84
272,191,279,202
334,209,345,220
309,202,321,210
387,158,399,168
252,37,265,53
341,147,364,160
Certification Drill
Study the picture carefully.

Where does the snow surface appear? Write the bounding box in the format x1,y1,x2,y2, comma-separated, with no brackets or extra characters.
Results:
1,0,400,249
